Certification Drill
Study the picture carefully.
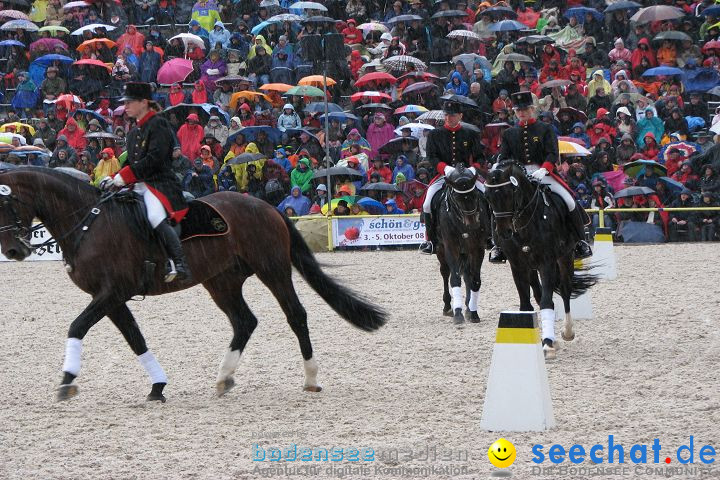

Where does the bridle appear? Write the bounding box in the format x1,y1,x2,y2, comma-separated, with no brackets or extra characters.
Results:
485,162,542,233
448,181,480,217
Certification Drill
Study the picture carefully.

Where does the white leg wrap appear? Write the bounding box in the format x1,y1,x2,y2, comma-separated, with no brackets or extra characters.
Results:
138,350,167,385
217,349,241,382
451,286,463,310
469,289,479,312
540,308,556,342
62,337,83,376
304,357,319,387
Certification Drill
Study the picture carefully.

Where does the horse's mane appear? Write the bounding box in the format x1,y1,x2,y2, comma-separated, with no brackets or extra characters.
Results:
0,166,101,199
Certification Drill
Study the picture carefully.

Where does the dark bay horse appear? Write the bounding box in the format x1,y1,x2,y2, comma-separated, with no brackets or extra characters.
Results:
484,160,597,359
0,167,386,401
433,166,491,327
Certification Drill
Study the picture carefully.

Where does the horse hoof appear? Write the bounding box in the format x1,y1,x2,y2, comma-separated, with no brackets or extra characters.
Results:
216,377,235,397
562,332,575,341
146,393,166,403
543,345,557,361
443,308,453,317
56,384,78,401
465,310,481,323
303,385,323,392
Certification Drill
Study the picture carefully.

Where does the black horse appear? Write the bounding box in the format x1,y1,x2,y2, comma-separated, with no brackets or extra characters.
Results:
433,166,491,327
484,160,598,359
0,167,386,401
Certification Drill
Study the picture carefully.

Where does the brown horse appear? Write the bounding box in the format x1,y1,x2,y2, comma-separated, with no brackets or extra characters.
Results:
0,167,386,401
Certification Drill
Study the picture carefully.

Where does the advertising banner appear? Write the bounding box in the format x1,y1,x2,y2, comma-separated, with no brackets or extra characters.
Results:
0,225,63,262
331,215,423,247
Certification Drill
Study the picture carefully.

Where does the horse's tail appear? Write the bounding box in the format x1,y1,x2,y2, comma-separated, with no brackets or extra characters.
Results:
282,215,387,332
554,263,600,299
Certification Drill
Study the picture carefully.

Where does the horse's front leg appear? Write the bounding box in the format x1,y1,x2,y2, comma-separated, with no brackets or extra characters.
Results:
558,255,575,342
438,247,452,317
444,249,465,328
58,295,118,401
537,266,558,360
463,254,483,323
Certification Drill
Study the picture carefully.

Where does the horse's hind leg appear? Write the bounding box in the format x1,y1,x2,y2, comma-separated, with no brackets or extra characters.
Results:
529,271,542,307
106,303,167,402
538,266,559,360
558,255,575,342
438,249,452,316
203,270,257,397
509,264,534,312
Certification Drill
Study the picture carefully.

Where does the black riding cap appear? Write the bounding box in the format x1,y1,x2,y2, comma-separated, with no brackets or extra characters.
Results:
121,82,154,102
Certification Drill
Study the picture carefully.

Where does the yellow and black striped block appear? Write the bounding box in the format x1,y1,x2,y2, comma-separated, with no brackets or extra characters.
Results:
496,312,540,344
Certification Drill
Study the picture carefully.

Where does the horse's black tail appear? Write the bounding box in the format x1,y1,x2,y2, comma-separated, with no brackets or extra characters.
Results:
282,215,387,332
554,263,600,299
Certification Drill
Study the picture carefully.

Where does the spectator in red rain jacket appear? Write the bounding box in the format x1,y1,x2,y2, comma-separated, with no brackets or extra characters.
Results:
57,117,87,152
672,160,699,188
177,113,205,161
367,157,392,183
349,50,364,80
342,19,363,45
116,25,146,57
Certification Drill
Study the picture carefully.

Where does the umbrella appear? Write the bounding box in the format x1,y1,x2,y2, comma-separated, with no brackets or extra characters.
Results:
557,107,587,123
703,40,720,52
356,197,386,215
659,141,700,161
558,140,592,156
0,9,29,20
564,7,603,23
431,10,467,19
700,5,720,17
267,13,303,22
540,79,572,89
382,55,427,72
304,102,343,113
1,0,29,7
355,102,393,110
285,128,320,142
54,94,84,109
320,196,365,215
658,176,684,193
350,91,392,102
259,0,279,6
604,1,642,13
440,94,479,110
63,1,91,8
215,75,251,86
55,167,91,182
229,91,271,110
0,39,24,47
394,105,428,114
361,182,401,192
289,1,327,11
641,66,684,77
653,31,692,43
301,15,336,24
479,6,517,18
614,186,656,198
515,34,555,45
447,30,481,40
85,132,120,140
358,22,388,33
319,112,360,123
259,82,293,92
169,33,206,50
76,38,116,51
379,136,418,155
1,19,38,31
0,132,26,145
503,52,534,63
226,152,267,164
298,75,336,87
416,110,446,125
402,81,440,96
72,59,111,72
400,179,428,198
487,20,527,32
452,53,491,71
29,38,68,51
295,217,327,252
398,71,440,84
630,5,685,24
707,86,720,97
623,160,667,177
313,166,364,179
394,122,434,137
250,20,274,35
157,58,194,84
0,122,35,135
71,109,108,127
70,23,115,35
459,122,481,134
355,72,397,87
231,126,282,144
387,14,423,24
38,25,69,35
162,103,222,125
286,85,325,97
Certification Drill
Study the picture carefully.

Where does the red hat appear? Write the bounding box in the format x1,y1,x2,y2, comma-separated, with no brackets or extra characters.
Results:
347,19,356,25
240,103,251,112
596,108,609,118
100,147,114,158
187,113,199,122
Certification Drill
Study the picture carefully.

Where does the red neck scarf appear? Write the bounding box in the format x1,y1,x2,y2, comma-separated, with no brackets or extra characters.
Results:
137,110,155,128
519,118,537,127
444,121,461,131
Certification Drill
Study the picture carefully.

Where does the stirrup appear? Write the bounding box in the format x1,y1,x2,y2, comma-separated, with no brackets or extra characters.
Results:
488,246,507,264
164,259,178,283
419,241,434,255
574,240,593,259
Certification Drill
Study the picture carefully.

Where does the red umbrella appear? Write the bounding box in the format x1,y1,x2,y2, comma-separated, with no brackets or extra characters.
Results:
29,38,68,51
355,71,397,87
55,94,84,110
72,58,111,72
703,40,720,52
157,58,194,84
350,91,392,102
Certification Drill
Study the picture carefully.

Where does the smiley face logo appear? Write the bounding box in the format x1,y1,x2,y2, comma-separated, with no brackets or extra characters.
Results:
488,438,516,468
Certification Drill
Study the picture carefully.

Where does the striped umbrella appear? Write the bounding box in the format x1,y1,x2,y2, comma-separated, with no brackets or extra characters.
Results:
0,9,30,20
447,30,481,40
416,110,446,126
558,140,592,156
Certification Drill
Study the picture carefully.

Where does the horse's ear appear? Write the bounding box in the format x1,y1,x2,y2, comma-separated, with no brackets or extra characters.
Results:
509,176,519,187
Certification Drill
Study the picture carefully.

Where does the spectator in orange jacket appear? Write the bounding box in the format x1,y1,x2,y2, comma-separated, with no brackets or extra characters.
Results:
116,25,145,57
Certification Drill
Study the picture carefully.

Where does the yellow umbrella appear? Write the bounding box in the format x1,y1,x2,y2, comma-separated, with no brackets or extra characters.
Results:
259,83,293,92
229,91,271,110
0,122,35,135
558,140,591,156
298,75,336,87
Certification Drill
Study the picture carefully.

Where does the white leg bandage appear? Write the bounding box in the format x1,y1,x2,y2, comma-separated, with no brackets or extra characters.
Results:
422,179,445,214
304,357,319,387
469,289,480,312
540,308,556,342
451,286,463,310
62,337,83,376
217,349,241,382
138,350,168,384
134,182,168,228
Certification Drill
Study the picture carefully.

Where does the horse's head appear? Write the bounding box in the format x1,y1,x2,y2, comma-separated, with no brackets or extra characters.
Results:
484,160,533,239
445,165,483,227
0,170,36,261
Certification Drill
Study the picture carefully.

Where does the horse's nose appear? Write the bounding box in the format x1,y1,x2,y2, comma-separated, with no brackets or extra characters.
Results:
4,248,18,260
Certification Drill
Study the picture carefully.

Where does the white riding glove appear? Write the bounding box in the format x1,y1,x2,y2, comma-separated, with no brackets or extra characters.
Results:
112,174,126,188
98,176,114,190
531,167,548,181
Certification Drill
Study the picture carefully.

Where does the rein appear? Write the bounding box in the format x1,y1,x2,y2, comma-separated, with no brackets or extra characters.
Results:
486,163,544,233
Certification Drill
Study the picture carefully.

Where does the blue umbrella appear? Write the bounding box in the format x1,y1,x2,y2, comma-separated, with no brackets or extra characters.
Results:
0,39,25,48
357,197,386,215
304,102,343,113
658,176,684,193
285,128,320,142
564,7,604,23
700,5,720,16
34,54,74,66
487,20,526,32
604,1,642,13
229,126,282,145
641,66,684,77
319,112,359,123
251,20,273,35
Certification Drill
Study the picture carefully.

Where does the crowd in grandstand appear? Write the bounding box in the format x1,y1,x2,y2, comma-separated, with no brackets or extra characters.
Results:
1,0,720,241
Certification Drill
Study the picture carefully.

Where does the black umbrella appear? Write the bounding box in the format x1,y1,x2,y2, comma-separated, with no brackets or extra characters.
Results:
459,122,481,133
387,14,423,24
378,136,419,155
652,31,692,43
285,128,320,142
302,15,336,24
402,81,441,96
614,186,656,198
361,182,401,192
162,103,212,123
504,53,534,63
227,152,266,164
440,94,479,110
304,102,343,113
313,166,364,179
215,75,252,86
2,0,30,8
479,6,517,18
515,34,555,45
604,0,642,12
431,9,467,19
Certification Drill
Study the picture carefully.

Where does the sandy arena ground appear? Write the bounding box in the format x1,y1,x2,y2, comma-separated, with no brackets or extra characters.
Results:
0,244,719,480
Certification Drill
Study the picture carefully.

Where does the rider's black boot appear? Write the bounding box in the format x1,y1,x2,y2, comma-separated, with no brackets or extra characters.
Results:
154,221,191,282
488,217,507,263
570,207,593,259
419,212,436,255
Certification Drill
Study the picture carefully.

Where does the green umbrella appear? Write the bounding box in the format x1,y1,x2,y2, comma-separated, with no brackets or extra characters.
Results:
286,85,325,97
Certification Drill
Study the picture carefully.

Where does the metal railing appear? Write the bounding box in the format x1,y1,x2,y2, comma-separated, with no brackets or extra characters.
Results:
585,207,720,229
